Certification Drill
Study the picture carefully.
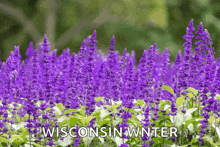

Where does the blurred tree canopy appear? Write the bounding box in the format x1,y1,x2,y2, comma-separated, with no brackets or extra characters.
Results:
0,0,220,63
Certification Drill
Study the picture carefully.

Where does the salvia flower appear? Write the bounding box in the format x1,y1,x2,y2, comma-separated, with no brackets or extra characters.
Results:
0,20,219,147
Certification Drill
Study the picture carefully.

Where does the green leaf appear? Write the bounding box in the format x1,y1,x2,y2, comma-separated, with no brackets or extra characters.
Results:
137,114,145,122
1,134,8,139
134,109,142,113
206,92,211,96
95,97,105,102
153,137,173,145
110,136,128,147
20,128,29,143
112,103,121,112
212,123,220,140
190,138,198,144
45,107,51,111
136,100,145,107
127,108,137,113
103,141,115,147
184,108,197,121
11,135,25,146
164,104,170,111
215,95,220,100
184,119,200,130
83,135,95,147
58,116,70,126
78,108,85,116
98,137,105,145
92,111,101,120
53,106,62,115
203,135,215,146
103,105,112,111
176,96,185,107
185,108,197,115
186,93,194,98
100,109,110,120
56,103,66,111
70,117,81,126
26,142,44,147
63,109,78,115
209,116,215,124
216,118,220,123
85,115,96,126
161,85,175,96
77,114,95,126
170,113,184,127
97,120,112,127
186,87,198,96
0,136,8,144
159,100,170,110
129,120,142,127
12,122,26,131
113,118,122,127
188,123,194,133
57,135,72,146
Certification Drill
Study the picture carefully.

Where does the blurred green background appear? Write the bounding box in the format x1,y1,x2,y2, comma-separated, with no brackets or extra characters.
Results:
0,0,220,63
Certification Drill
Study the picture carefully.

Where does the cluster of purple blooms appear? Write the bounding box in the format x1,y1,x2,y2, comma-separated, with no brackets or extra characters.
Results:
0,19,220,146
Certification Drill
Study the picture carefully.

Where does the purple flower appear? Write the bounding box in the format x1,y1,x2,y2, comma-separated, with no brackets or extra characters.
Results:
42,114,50,120
142,142,149,147
198,137,204,142
46,141,56,146
181,109,186,113
141,133,150,141
26,41,34,62
0,121,4,128
0,20,219,146
121,111,132,122
168,101,178,116
119,143,129,147
161,110,166,115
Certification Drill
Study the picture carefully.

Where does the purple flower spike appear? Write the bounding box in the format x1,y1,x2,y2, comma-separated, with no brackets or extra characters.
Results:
42,34,51,53
109,36,115,51
188,19,195,32
90,30,98,51
0,21,219,146
194,22,204,56
26,41,34,57
13,46,22,60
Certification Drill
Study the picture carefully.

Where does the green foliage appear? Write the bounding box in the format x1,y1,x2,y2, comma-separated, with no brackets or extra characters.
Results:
95,97,105,102
135,100,145,107
10,135,25,146
56,103,66,111
0,0,185,63
185,87,198,96
1,85,220,146
2,0,220,64
70,117,81,126
161,85,175,96
176,96,185,107
0,136,8,145
62,109,78,116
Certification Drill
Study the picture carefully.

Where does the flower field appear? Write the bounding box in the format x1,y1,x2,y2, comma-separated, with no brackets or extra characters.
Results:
0,19,220,147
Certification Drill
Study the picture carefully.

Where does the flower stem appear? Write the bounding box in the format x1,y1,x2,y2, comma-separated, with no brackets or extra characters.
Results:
198,95,200,118
173,115,177,147
163,114,165,147
29,114,31,147
215,114,217,144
